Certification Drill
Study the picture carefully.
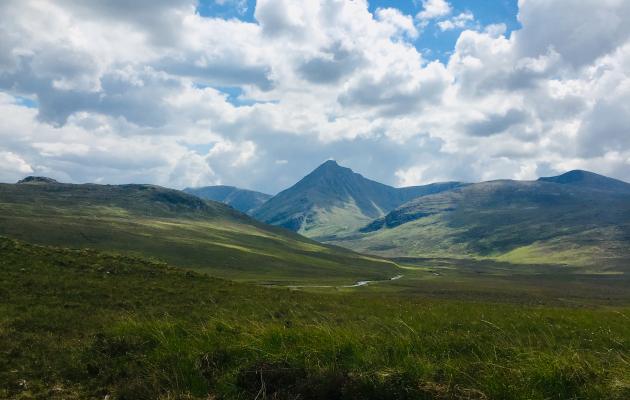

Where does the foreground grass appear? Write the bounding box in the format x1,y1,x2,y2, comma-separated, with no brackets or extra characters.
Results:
1,237,629,399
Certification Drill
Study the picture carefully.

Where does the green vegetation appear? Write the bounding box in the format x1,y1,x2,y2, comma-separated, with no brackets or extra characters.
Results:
0,181,397,284
1,237,629,399
3,172,630,399
336,179,630,267
538,169,630,194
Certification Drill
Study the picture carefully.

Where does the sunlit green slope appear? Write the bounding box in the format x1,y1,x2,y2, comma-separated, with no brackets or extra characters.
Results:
0,177,397,283
333,171,630,267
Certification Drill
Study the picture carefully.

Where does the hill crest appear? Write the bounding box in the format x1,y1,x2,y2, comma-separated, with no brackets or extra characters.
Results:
17,176,59,184
538,170,630,193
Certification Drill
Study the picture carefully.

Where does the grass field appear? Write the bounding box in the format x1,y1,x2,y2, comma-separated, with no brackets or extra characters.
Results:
1,237,629,399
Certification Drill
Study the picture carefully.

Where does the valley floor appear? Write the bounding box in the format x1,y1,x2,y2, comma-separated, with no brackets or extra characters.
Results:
1,237,629,399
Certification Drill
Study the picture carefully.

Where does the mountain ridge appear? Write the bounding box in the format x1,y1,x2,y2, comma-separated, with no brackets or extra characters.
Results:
184,185,272,214
333,176,630,267
252,160,466,239
538,169,630,193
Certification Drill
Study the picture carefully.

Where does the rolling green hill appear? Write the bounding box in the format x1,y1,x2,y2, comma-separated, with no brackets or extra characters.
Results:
253,160,465,239
184,185,272,214
332,172,630,267
538,169,630,194
0,177,397,284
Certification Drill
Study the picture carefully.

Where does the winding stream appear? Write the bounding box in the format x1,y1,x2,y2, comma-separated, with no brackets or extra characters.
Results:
285,274,404,289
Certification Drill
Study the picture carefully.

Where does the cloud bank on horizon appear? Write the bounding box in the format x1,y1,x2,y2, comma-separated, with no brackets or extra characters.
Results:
0,0,629,192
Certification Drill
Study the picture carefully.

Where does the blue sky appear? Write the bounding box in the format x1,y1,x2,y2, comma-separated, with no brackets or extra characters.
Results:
197,0,521,63
1,0,629,191
413,0,520,61
369,1,519,62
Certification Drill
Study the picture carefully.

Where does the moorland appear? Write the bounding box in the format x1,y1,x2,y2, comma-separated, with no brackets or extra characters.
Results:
1,165,629,399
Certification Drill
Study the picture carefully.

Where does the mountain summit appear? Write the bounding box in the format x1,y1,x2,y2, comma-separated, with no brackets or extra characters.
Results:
253,160,464,238
538,170,630,194
17,176,59,184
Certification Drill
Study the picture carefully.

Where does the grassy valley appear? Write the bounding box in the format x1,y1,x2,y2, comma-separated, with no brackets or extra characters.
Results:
2,172,630,399
3,1,630,399
1,237,629,399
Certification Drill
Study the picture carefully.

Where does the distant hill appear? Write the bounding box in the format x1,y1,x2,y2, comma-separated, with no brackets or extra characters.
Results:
184,185,271,214
538,170,630,194
333,174,630,267
0,177,398,283
17,176,59,184
252,160,465,239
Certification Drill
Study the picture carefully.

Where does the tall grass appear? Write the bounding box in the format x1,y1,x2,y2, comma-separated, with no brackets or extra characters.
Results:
85,303,629,399
1,237,629,399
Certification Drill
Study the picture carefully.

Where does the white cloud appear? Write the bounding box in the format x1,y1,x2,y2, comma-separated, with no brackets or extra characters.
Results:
0,0,629,192
0,151,33,180
208,140,257,167
376,8,419,39
416,0,452,21
514,0,630,68
395,165,427,186
437,11,475,31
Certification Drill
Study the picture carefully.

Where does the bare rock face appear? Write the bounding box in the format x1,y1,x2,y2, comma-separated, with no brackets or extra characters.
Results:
17,176,59,184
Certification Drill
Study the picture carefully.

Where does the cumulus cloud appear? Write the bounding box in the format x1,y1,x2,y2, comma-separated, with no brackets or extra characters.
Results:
437,11,475,31
465,109,529,137
0,151,33,182
297,42,365,84
376,8,419,39
514,0,630,68
0,0,629,192
416,0,452,21
338,60,450,117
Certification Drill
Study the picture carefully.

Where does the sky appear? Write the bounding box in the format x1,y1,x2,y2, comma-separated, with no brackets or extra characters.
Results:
0,0,629,193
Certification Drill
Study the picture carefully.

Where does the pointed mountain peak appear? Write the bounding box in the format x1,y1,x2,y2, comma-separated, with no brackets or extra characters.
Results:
314,159,342,171
254,160,469,237
307,159,355,179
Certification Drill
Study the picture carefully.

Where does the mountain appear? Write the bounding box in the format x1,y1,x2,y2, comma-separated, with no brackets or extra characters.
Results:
252,160,466,239
17,175,59,184
333,173,630,267
184,185,272,214
0,177,399,283
538,170,630,194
